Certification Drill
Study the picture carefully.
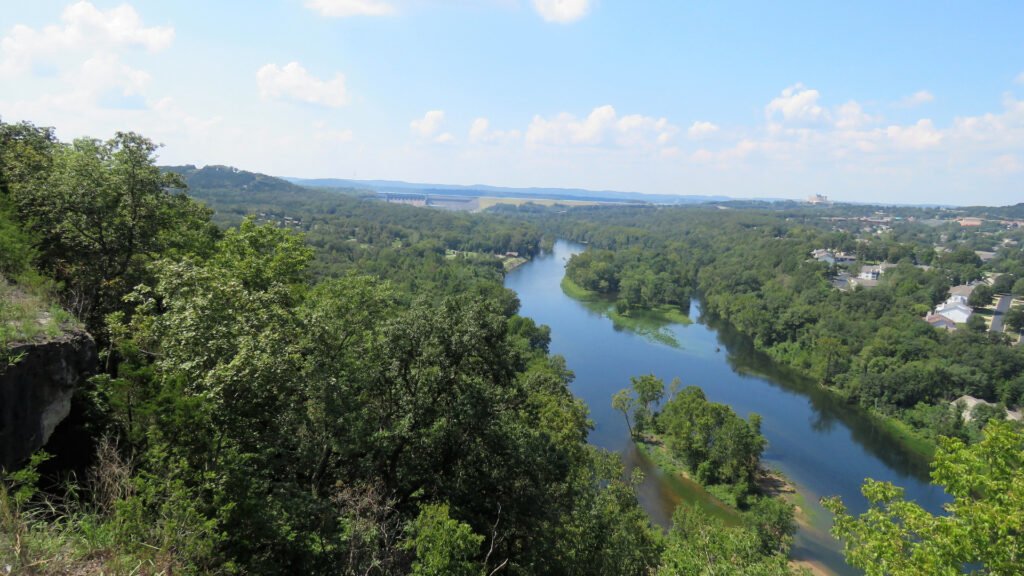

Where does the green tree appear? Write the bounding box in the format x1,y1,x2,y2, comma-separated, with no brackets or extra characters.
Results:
12,132,215,330
657,507,798,576
631,374,665,433
966,313,988,332
824,421,1024,575
991,274,1015,294
1005,305,1024,333
613,389,636,438
405,503,485,576
968,284,994,308
746,497,797,556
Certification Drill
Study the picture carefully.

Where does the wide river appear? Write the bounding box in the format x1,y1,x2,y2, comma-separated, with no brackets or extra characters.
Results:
505,240,950,575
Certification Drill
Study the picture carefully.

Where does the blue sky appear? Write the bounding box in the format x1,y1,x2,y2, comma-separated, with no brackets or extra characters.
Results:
2,1,1023,204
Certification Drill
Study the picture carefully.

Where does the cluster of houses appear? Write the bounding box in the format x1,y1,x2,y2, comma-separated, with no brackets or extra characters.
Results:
812,248,935,290
811,249,989,332
810,248,856,266
924,284,977,331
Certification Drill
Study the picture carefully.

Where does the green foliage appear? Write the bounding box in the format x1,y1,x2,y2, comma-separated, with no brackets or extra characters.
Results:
746,496,798,556
1006,305,1024,333
168,164,545,301
656,507,800,576
0,197,35,278
6,127,217,332
404,503,484,576
824,421,1024,575
90,216,665,575
968,283,994,307
612,388,636,438
966,313,988,332
659,385,766,493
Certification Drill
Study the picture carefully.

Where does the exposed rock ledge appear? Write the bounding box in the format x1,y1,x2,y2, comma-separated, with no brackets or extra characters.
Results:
1,329,97,471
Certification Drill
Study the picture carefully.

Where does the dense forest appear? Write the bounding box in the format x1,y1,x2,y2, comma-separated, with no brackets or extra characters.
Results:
164,164,549,301
0,123,810,574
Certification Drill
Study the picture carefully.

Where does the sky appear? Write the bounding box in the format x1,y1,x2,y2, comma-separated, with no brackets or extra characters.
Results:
1,1,1023,205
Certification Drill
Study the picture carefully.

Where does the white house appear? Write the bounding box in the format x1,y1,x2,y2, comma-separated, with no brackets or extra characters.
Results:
934,301,973,324
858,263,895,281
948,294,969,305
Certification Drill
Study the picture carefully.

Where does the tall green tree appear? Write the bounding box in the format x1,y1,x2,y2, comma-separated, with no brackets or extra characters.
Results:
12,132,215,330
613,389,636,438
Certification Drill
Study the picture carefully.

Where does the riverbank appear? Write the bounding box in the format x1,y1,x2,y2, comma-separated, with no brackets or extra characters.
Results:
702,306,940,464
634,436,742,525
560,276,691,346
499,254,529,272
506,242,950,575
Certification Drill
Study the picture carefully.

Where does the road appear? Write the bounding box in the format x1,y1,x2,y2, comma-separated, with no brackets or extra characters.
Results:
989,294,1012,333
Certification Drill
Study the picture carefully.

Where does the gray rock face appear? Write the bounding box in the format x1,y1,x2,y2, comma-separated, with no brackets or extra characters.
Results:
1,330,97,471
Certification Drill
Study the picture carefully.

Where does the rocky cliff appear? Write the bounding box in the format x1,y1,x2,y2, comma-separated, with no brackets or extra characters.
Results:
1,330,97,471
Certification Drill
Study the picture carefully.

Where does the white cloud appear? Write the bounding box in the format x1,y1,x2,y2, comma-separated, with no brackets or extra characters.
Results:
885,119,942,149
469,118,489,141
687,121,719,139
526,105,677,149
766,83,828,124
533,0,591,23
304,0,395,17
1,1,173,76
0,1,173,117
468,117,520,144
434,132,455,144
1016,72,1024,85
898,90,934,107
257,62,349,108
411,110,446,138
834,101,876,130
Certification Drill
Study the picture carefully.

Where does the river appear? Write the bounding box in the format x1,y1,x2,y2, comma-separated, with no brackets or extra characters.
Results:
504,240,950,575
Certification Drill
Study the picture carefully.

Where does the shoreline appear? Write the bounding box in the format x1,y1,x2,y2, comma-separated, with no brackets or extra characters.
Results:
559,276,692,346
559,259,938,464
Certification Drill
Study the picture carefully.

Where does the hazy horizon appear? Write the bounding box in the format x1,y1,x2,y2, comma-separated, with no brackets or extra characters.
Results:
2,1,1023,205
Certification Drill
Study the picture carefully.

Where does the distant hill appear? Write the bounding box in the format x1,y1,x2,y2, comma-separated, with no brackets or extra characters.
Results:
285,176,731,205
161,164,369,227
164,164,314,196
958,203,1024,219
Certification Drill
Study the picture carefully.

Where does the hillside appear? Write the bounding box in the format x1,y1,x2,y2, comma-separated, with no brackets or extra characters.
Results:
164,164,313,196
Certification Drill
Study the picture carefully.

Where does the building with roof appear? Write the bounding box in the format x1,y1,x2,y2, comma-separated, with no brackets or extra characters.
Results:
924,313,957,331
933,301,973,324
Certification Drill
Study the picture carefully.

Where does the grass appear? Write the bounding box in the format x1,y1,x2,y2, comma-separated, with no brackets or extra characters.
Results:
869,409,937,461
500,256,528,272
1,273,77,350
559,275,600,300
